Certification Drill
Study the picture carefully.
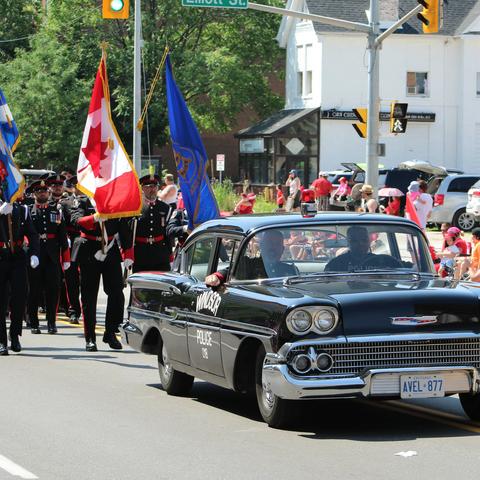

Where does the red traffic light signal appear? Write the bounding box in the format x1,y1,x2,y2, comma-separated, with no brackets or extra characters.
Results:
103,0,129,19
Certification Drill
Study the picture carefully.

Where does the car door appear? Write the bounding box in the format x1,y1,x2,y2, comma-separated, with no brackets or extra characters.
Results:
185,235,239,377
181,235,224,377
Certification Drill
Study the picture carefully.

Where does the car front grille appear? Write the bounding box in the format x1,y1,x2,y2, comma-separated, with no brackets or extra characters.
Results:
288,337,480,377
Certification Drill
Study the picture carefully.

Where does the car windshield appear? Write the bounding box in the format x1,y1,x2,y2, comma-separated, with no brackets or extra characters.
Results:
233,223,433,281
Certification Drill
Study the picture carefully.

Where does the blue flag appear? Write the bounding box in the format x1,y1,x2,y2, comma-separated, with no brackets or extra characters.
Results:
165,54,219,229
0,89,24,203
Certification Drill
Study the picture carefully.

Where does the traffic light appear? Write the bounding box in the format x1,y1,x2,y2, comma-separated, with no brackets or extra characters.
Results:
102,0,129,19
390,102,408,134
417,0,443,34
352,108,367,139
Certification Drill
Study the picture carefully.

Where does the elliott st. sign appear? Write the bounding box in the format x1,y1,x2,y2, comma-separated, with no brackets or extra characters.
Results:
182,0,248,8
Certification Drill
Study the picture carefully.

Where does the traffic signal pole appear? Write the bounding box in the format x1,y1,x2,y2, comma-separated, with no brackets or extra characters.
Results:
248,1,424,192
365,0,380,190
133,0,142,174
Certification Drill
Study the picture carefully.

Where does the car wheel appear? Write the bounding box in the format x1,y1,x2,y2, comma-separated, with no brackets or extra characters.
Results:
255,345,296,428
453,208,475,231
459,392,480,420
158,344,194,396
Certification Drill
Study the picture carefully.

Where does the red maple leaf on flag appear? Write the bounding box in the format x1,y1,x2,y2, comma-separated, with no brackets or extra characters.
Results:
81,123,108,177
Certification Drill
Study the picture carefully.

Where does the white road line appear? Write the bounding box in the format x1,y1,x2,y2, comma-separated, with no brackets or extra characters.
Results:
0,455,38,479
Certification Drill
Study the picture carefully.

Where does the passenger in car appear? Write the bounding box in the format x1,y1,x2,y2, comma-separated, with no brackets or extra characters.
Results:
324,226,400,272
205,230,298,286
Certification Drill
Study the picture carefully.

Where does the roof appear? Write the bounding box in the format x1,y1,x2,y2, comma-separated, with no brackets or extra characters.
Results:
190,212,420,238
235,108,318,138
305,0,479,36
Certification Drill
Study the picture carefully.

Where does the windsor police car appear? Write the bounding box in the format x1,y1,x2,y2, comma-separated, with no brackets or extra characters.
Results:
122,213,480,428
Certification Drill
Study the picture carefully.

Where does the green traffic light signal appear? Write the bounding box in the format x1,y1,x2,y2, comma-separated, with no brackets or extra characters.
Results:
110,0,124,12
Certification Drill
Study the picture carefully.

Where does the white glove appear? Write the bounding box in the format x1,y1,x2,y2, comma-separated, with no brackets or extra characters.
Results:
124,258,134,269
63,262,71,270
0,203,13,215
30,255,39,269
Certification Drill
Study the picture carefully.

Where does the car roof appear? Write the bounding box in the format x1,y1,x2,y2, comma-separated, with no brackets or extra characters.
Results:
191,213,420,238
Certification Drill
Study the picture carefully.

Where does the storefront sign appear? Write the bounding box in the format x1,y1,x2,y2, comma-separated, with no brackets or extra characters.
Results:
240,138,264,154
321,109,435,122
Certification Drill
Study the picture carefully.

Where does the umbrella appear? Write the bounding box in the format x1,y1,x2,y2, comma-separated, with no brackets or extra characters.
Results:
378,187,404,197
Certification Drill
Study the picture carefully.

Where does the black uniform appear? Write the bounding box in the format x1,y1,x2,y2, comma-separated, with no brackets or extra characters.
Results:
71,196,133,347
0,204,39,353
166,208,189,264
60,194,81,320
132,199,172,273
27,202,69,332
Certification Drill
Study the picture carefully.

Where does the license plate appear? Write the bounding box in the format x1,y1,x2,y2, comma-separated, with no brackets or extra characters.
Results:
400,374,445,399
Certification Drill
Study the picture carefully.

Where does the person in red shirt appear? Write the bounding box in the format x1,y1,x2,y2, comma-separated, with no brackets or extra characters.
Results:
310,172,332,212
276,184,285,210
384,196,401,216
444,227,468,254
234,193,256,215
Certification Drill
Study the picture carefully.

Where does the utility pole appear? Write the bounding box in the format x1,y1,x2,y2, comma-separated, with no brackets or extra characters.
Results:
133,0,142,174
365,0,380,190
248,1,423,192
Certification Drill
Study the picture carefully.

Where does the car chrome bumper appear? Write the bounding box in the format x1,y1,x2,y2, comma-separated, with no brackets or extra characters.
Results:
263,353,480,400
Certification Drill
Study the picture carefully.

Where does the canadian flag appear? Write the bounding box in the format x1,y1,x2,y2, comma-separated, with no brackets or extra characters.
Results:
77,52,142,218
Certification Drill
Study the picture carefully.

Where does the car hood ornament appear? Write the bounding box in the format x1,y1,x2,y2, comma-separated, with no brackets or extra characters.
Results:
390,316,438,326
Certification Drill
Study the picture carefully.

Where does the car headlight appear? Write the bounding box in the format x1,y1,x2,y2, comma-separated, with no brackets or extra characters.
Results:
286,309,313,335
313,308,339,334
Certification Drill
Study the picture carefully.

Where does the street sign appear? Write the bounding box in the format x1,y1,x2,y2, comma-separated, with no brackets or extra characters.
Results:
216,154,225,171
182,0,248,9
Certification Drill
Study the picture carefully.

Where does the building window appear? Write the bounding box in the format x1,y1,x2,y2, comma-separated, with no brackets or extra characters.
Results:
476,73,480,96
407,72,428,96
296,44,313,98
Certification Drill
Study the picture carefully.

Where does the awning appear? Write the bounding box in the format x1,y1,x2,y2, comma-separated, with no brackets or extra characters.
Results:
235,108,319,138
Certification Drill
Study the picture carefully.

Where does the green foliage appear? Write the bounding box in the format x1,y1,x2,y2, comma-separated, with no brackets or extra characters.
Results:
253,195,277,213
0,0,284,170
212,178,237,212
212,178,276,213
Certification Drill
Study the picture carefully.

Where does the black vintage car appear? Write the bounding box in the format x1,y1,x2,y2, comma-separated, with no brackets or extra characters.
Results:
122,213,480,428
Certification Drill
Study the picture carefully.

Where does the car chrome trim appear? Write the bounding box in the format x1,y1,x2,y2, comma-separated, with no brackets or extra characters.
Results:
262,363,480,400
390,315,438,326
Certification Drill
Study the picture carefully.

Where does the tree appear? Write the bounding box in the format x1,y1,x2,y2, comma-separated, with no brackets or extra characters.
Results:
0,0,284,170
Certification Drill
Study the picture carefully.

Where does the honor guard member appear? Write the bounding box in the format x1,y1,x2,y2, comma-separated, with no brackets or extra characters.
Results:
27,180,70,334
71,196,133,352
133,174,172,273
166,207,190,263
47,174,66,205
0,197,39,355
59,176,81,324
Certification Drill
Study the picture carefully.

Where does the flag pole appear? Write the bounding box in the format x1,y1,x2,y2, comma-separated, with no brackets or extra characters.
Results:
133,0,142,175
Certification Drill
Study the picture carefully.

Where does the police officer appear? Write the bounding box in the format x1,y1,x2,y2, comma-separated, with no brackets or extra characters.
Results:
166,207,190,262
71,195,133,352
0,196,39,355
47,174,66,205
60,176,81,324
27,180,70,334
132,174,172,273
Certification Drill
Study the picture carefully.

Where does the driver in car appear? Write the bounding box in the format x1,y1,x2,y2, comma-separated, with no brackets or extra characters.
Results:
206,230,298,286
325,226,399,272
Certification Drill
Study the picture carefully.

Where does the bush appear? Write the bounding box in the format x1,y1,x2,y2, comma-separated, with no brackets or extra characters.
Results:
212,179,237,212
253,196,277,213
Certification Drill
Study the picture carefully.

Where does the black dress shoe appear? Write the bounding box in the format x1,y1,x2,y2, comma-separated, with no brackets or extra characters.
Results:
31,328,41,334
48,327,58,334
69,315,80,325
85,341,97,352
103,333,122,350
10,336,21,353
0,343,8,356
